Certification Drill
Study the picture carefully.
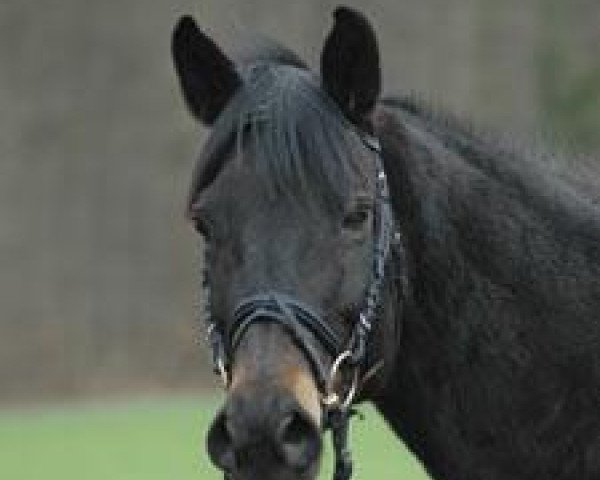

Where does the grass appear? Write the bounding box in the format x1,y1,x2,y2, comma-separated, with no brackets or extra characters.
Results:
0,394,430,480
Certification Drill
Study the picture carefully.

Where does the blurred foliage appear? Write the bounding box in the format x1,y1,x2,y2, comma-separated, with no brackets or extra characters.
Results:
537,0,600,151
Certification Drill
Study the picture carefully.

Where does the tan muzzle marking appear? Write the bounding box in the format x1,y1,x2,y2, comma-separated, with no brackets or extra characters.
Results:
280,365,322,427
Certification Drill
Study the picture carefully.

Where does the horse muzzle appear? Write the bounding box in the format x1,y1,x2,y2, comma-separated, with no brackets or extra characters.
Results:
206,292,373,480
207,381,322,479
207,313,325,480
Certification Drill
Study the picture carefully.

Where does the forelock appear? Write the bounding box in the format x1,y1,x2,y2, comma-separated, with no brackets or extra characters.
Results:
189,61,365,211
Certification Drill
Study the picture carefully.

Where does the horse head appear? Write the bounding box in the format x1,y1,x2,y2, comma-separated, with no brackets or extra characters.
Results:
172,7,401,480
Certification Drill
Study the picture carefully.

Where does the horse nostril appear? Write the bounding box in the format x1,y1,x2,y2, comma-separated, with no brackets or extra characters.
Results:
276,409,322,472
206,411,236,472
207,397,322,476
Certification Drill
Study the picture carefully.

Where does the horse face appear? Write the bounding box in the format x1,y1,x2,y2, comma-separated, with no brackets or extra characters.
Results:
172,7,381,480
196,148,375,478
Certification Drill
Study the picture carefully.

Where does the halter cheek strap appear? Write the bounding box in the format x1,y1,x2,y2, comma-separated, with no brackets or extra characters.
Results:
199,133,399,480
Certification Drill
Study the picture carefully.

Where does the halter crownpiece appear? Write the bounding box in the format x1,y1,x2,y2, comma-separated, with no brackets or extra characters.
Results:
199,132,398,480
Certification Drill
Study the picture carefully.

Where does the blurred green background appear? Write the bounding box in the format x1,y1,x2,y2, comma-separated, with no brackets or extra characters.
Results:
0,397,430,480
1,1,598,479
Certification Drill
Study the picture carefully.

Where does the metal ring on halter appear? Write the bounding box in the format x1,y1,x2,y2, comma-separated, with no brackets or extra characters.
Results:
206,323,230,388
322,350,359,410
206,322,217,340
216,356,229,388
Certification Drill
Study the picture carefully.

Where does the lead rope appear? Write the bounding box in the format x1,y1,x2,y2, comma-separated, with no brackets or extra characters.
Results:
322,351,359,480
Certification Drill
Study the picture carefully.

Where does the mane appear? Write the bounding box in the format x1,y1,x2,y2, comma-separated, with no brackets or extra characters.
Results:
188,43,363,211
382,95,600,205
378,93,600,336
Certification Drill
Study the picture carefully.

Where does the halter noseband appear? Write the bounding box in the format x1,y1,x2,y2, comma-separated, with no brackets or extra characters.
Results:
200,133,398,480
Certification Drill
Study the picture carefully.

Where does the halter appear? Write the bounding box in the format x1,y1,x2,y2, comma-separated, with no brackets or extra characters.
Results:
200,133,398,480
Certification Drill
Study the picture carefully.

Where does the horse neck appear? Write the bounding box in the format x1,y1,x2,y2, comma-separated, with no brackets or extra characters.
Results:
370,105,600,456
376,104,600,319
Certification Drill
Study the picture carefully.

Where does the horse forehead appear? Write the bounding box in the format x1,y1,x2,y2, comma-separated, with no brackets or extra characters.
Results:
198,133,378,228
217,163,337,215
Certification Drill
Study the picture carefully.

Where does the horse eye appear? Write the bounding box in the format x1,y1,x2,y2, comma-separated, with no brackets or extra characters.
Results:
342,208,370,230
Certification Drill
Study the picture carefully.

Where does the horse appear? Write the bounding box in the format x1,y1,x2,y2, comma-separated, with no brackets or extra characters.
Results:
171,6,600,480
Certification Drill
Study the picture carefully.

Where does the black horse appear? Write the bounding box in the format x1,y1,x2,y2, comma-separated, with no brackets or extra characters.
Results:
171,6,600,480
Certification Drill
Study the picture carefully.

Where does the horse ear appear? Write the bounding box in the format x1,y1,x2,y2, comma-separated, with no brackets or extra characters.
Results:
172,16,241,124
320,7,381,127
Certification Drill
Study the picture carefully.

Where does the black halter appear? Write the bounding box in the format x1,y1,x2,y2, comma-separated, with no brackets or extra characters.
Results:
200,133,397,480
231,293,341,392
